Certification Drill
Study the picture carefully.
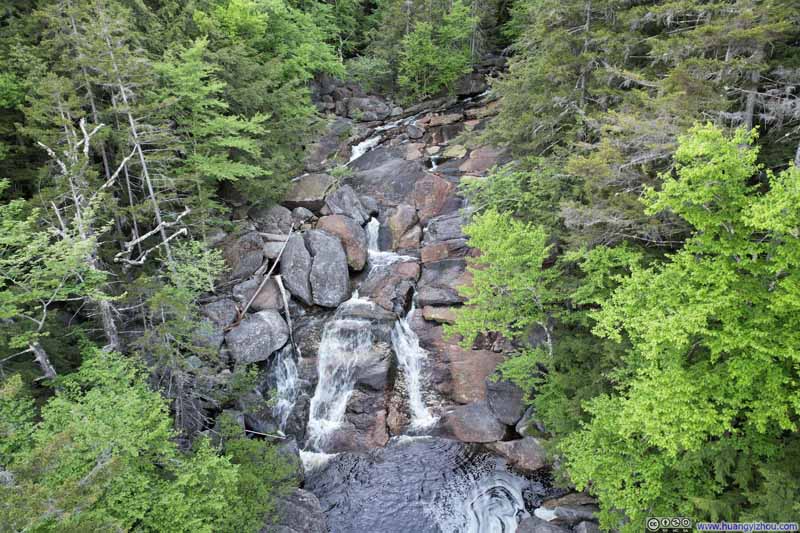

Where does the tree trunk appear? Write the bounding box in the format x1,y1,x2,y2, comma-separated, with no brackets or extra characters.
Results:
101,29,174,264
30,342,57,380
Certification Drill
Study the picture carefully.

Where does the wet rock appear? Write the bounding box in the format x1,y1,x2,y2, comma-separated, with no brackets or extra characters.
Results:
325,185,369,225
222,231,264,280
250,204,292,234
201,298,238,327
413,174,457,224
305,230,350,308
487,437,548,473
359,259,420,313
486,378,526,425
317,215,368,271
517,516,570,533
284,173,335,212
280,234,313,305
232,276,284,311
347,96,392,122
387,204,418,249
406,123,425,139
458,146,507,174
225,310,289,364
266,488,327,533
417,258,471,306
421,306,456,324
443,401,507,442
353,343,393,391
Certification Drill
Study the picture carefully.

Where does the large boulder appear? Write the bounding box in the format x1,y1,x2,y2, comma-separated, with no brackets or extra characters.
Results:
221,231,264,280
486,378,526,425
249,204,292,234
386,204,418,250
487,437,548,473
443,401,507,442
324,185,369,225
516,517,570,533
232,276,284,311
201,298,238,327
447,344,505,403
413,174,457,224
305,230,350,308
417,258,471,307
304,116,353,172
422,211,470,245
265,489,327,533
347,96,391,122
409,314,503,404
280,234,313,305
346,150,430,207
225,310,289,364
420,238,470,263
317,215,368,271
284,173,335,212
458,146,507,174
358,259,419,313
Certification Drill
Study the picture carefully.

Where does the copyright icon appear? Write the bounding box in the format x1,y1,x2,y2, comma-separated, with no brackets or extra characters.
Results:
646,517,661,531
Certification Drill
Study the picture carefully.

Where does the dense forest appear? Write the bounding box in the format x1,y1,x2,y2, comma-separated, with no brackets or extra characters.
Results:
1,0,799,531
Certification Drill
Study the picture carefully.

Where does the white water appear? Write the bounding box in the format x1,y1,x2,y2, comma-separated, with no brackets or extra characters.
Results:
391,303,438,430
366,217,380,251
349,134,382,163
270,347,300,432
429,469,530,533
364,217,415,270
300,450,339,472
306,297,376,451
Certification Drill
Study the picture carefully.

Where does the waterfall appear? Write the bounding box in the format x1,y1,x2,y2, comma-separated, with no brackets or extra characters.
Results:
269,346,299,432
306,297,375,451
391,303,438,429
349,135,382,163
366,217,380,251
364,217,415,270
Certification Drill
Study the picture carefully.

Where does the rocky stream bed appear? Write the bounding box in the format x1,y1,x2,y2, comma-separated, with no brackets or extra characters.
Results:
198,65,602,533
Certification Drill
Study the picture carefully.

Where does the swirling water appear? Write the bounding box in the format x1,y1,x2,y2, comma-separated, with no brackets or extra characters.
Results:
304,436,551,533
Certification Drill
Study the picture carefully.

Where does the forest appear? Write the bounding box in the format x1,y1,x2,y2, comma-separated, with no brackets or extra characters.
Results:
1,0,799,532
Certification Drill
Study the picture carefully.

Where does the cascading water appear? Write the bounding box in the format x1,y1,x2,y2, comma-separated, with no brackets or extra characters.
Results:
366,217,380,252
269,346,300,432
349,135,382,163
306,297,376,451
391,303,438,430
